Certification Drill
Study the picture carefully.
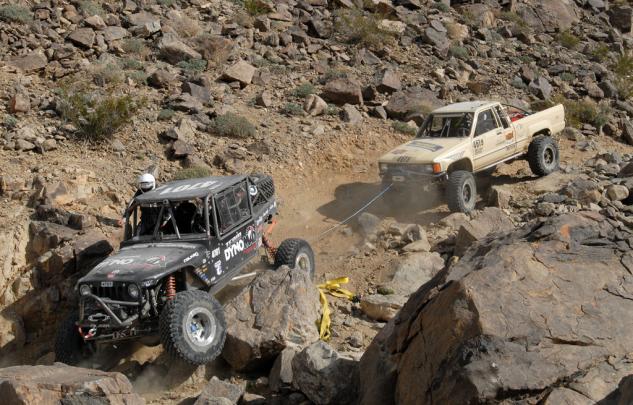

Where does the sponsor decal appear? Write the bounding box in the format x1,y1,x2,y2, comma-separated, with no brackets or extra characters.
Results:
145,256,166,268
157,180,219,196
408,140,444,152
101,281,114,287
183,251,200,263
473,138,484,155
446,151,465,161
211,247,221,258
214,261,222,275
396,156,412,163
390,149,407,155
227,232,242,245
224,240,245,260
142,280,154,287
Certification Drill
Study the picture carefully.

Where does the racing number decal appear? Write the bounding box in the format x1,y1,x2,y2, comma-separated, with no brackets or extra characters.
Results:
473,138,484,156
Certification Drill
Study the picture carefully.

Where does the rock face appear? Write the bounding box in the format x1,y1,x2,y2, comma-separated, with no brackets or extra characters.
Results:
292,341,358,405
454,207,514,255
0,364,144,405
194,377,244,405
222,267,320,371
360,212,633,404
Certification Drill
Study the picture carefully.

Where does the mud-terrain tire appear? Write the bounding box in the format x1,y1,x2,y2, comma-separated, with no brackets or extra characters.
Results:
528,136,559,176
54,312,93,366
274,238,315,280
159,290,226,366
446,170,477,213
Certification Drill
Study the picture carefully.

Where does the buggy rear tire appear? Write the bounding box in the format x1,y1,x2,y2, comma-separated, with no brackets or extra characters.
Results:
528,136,559,176
446,170,477,213
54,312,94,366
274,239,315,280
159,290,226,366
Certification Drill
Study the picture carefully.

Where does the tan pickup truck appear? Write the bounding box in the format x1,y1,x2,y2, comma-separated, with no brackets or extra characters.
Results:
379,101,566,213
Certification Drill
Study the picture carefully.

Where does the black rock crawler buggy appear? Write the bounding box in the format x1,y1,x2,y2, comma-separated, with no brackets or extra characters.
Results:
55,174,315,366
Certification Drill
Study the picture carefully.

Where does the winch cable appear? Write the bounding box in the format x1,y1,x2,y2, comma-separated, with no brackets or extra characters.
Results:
312,183,393,243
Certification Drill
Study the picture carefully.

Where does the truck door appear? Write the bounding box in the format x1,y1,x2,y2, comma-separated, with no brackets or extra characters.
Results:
210,181,259,280
494,105,516,156
472,108,504,169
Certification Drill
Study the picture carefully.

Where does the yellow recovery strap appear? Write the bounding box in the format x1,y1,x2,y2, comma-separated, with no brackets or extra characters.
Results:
317,277,358,341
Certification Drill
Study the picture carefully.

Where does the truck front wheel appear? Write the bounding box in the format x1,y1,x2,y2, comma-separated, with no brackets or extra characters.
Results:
446,170,477,213
159,290,227,366
54,312,95,366
274,239,315,281
528,136,559,176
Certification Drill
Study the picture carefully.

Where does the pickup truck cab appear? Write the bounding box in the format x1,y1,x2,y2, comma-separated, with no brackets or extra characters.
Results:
379,101,565,212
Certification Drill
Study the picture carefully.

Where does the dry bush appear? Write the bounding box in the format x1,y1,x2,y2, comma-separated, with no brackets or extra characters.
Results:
210,113,256,138
193,34,233,68
170,13,201,38
335,9,396,48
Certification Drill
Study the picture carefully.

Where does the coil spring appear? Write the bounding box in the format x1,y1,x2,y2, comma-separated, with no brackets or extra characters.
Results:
166,275,176,301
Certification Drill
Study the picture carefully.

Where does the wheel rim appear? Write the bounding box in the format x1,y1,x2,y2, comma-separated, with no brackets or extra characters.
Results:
184,307,217,348
543,146,555,166
295,252,312,273
462,183,472,204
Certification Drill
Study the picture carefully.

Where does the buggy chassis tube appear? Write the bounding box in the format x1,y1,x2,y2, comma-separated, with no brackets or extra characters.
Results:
80,293,139,327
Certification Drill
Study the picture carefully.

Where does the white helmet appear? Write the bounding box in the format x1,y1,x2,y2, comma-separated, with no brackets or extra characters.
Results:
137,173,155,193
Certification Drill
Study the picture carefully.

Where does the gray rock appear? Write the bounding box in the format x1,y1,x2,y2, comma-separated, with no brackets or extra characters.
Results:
357,212,381,238
8,53,48,73
608,5,633,34
222,267,320,371
322,78,363,105
607,185,629,201
422,26,449,52
304,94,327,116
194,377,244,405
386,252,445,296
292,341,358,405
529,76,553,99
376,68,402,94
67,28,96,48
148,70,175,89
164,118,195,141
342,104,363,125
256,90,273,108
385,87,441,120
455,207,514,256
489,185,512,208
360,294,407,321
159,35,202,64
269,347,298,392
221,60,256,87
103,26,130,42
171,139,194,158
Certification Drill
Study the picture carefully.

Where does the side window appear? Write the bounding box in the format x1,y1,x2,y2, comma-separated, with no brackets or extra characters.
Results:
474,109,499,137
215,183,251,235
494,106,510,129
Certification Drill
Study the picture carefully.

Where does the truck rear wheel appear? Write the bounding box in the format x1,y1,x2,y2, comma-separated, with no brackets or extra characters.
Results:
54,312,95,366
159,290,226,366
528,136,559,176
446,170,477,213
274,239,315,280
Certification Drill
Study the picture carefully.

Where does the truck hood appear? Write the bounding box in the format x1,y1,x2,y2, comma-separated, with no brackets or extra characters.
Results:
80,243,206,285
379,138,465,164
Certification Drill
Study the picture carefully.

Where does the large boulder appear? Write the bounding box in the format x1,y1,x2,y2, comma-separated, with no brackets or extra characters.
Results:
321,78,363,105
0,364,144,404
359,212,633,404
385,87,441,121
221,267,320,371
454,207,514,255
292,341,358,405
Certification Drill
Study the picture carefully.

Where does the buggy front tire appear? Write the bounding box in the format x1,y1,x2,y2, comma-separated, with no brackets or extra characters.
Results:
274,239,315,280
528,136,559,176
446,170,477,213
54,312,94,366
159,290,226,366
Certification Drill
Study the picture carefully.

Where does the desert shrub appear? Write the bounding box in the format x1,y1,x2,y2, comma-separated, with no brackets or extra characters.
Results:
57,86,143,142
281,102,304,116
377,286,394,295
177,59,207,73
78,1,104,16
3,115,18,129
325,104,339,116
173,166,213,180
335,9,396,48
120,58,144,70
590,44,610,62
498,11,526,27
432,2,450,12
392,121,416,135
557,30,580,49
92,64,125,86
127,71,148,85
559,72,575,82
157,109,176,121
193,34,232,67
613,53,633,99
157,0,176,6
243,0,268,16
292,83,315,98
121,38,149,59
171,14,201,38
0,5,31,23
549,96,610,128
320,67,347,84
211,113,256,138
449,45,468,59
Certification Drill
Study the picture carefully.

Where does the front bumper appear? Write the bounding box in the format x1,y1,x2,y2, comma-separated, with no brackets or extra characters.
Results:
380,165,447,185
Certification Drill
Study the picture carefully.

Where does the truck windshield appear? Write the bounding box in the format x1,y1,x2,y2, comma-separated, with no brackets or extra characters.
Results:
124,198,209,242
417,113,473,138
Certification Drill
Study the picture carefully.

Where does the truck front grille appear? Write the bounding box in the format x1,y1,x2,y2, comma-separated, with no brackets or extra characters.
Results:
93,284,129,301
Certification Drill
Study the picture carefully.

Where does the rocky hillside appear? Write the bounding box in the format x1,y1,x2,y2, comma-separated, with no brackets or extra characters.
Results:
3,0,633,403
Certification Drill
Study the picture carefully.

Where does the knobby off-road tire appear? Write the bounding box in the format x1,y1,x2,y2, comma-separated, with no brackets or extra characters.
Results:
159,290,226,366
54,312,93,366
528,136,560,176
446,170,477,213
274,238,315,280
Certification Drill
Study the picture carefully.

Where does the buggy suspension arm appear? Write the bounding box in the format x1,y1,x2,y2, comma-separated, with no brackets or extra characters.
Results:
262,219,278,259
